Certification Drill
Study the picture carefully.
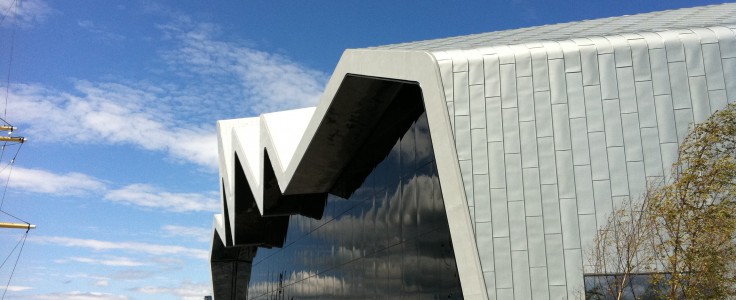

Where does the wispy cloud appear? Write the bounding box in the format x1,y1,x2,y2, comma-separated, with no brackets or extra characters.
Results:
56,256,146,267
77,20,125,41
0,0,52,28
105,184,219,213
161,224,211,242
9,166,217,213
133,281,211,300
10,167,106,196
27,291,128,300
7,82,218,168
32,236,208,260
5,285,32,292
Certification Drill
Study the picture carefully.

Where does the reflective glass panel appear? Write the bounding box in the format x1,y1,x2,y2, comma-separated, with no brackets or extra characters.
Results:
246,111,463,299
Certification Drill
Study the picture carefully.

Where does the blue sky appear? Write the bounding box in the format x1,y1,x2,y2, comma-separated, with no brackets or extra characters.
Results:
0,0,727,299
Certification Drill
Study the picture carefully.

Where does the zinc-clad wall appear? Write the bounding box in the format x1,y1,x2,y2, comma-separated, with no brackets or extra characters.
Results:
433,25,736,300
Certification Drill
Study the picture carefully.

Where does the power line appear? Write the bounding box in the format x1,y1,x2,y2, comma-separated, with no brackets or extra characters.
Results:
0,229,28,300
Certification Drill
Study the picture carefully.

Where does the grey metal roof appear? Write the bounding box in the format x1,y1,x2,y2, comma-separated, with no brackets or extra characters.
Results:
371,3,736,51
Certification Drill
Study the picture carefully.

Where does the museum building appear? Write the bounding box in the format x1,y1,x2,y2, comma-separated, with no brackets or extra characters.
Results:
209,4,736,299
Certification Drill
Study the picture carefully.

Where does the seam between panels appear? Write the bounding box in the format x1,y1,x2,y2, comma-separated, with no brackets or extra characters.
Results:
654,31,680,177
499,54,517,300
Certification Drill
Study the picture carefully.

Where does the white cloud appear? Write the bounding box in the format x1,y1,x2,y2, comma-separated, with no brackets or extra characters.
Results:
134,281,211,300
5,285,32,292
28,291,127,300
56,256,146,267
77,19,125,41
0,0,51,28
7,82,218,168
32,236,208,260
161,225,211,242
9,167,106,196
158,19,328,115
105,184,219,213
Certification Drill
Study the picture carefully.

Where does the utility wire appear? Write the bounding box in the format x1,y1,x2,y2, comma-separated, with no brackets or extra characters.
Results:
0,142,22,211
1,229,28,300
0,0,17,27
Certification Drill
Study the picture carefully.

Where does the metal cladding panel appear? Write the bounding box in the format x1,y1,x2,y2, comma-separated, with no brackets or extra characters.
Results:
430,21,736,299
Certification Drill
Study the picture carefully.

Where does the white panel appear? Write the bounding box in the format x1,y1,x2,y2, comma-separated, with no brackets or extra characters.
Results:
497,289,514,300
608,147,630,196
627,161,647,198
654,94,678,143
527,216,546,267
477,222,495,272
534,91,553,137
520,121,539,168
542,184,562,234
682,33,706,76
438,59,455,102
484,55,501,97
447,102,455,130
475,175,492,223
669,62,693,109
470,85,486,129
538,137,557,185
621,113,643,162
584,85,604,132
531,47,550,92
552,104,572,150
484,271,497,300
545,233,567,285
689,76,711,123
549,285,567,300
450,49,469,72
590,36,614,54
588,132,610,180
549,59,569,104
564,249,584,300
454,71,470,115
649,48,671,96
599,53,619,99
617,67,638,113
580,44,601,86
578,214,597,252
530,267,550,300
561,40,582,72
486,97,503,142
544,41,564,59
661,142,679,181
511,251,533,300
690,27,718,44
630,38,653,81
593,180,614,229
640,127,664,177
503,108,521,153
518,76,535,122
560,197,581,248
472,128,490,174
556,151,576,199
639,32,665,49
674,108,694,143
702,43,726,90
603,99,624,147
725,58,736,102
514,45,533,77
456,115,472,160
506,153,524,201
461,159,474,207
610,35,633,67
501,64,518,108
570,118,591,166
509,201,528,251
635,81,657,128
711,27,736,58
489,142,506,188
467,49,485,85
491,188,509,237
493,237,513,288
709,89,728,112
574,165,595,214
567,72,586,118
523,168,542,216
661,31,686,62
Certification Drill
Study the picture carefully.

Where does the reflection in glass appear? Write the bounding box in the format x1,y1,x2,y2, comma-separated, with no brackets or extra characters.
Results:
584,274,668,300
246,111,463,299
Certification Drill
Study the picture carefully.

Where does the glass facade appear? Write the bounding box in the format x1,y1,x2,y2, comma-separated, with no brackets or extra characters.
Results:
246,111,463,299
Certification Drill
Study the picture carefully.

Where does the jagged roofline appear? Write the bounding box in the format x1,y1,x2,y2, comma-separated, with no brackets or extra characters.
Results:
212,50,488,298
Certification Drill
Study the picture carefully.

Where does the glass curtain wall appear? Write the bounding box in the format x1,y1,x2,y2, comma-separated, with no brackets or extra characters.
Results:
246,109,463,299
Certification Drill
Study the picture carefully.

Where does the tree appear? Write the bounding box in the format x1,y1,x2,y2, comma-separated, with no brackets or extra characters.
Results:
588,103,736,300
